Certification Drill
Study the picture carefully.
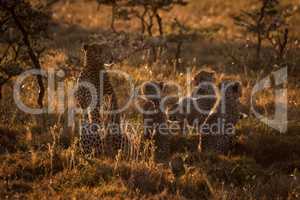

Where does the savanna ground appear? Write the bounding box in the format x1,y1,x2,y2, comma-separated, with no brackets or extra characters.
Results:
1,0,300,199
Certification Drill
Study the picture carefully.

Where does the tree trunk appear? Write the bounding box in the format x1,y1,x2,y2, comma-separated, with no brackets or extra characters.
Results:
111,4,117,32
140,6,148,34
10,8,45,108
155,11,163,36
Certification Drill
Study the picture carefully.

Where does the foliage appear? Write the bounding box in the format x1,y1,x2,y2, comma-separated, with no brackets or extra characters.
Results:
0,0,299,199
233,0,294,62
0,0,53,106
96,0,188,35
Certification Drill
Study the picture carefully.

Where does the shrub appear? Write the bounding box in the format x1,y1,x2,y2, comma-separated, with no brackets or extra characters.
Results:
200,153,263,186
241,133,300,167
124,164,168,194
177,168,211,200
0,127,18,153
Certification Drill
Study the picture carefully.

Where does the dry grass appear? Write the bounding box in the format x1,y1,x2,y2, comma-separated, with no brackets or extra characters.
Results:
1,0,300,199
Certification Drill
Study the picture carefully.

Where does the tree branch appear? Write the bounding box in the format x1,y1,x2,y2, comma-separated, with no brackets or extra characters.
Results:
9,7,45,108
155,10,163,36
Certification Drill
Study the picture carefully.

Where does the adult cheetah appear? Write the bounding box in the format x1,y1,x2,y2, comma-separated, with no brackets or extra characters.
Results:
74,43,128,157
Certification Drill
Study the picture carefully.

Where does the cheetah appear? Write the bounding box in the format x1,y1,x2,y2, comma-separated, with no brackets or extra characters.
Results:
169,154,185,177
166,95,218,135
74,43,129,157
191,70,217,97
167,71,218,135
140,81,167,138
200,80,242,154
192,70,216,87
166,73,242,154
139,81,170,159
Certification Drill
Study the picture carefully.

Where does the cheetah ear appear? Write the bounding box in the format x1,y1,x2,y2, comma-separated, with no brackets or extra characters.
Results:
192,77,198,86
83,44,89,51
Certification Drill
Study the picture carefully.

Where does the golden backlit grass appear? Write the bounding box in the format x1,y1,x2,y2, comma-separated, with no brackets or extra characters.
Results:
1,0,300,199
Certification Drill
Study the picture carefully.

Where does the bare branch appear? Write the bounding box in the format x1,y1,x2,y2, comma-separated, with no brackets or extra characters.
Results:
0,16,9,27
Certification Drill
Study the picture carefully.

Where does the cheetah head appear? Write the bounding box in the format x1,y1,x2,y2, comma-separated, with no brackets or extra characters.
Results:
82,43,114,66
219,80,242,99
192,70,216,86
141,81,165,103
166,103,183,122
166,97,194,123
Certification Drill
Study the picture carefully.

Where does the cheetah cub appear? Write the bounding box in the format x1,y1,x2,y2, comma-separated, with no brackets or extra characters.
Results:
200,80,243,154
139,81,170,159
167,70,218,135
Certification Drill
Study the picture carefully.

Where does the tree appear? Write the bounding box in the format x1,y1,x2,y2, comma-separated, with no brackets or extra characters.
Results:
0,0,52,107
126,0,188,36
93,1,192,66
96,0,121,32
96,0,188,35
233,0,293,62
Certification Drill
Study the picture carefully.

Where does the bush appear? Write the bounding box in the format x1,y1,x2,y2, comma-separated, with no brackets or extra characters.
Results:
241,133,300,167
199,153,263,186
254,174,300,200
0,127,18,154
124,164,168,194
0,152,64,182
